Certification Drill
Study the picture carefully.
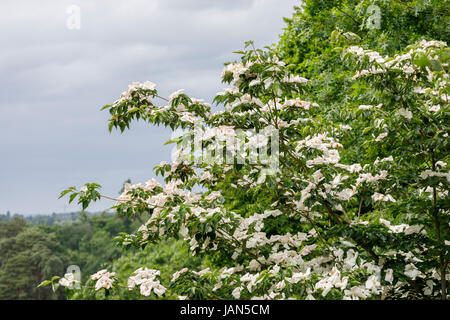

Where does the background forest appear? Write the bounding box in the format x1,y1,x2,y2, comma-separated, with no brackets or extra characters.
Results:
0,210,203,299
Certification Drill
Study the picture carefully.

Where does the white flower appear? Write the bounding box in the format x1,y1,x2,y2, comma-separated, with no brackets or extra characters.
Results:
374,156,393,165
147,193,167,208
315,280,333,297
375,132,388,141
144,178,160,191
169,89,185,102
358,104,382,110
212,283,222,292
429,105,440,113
200,171,213,181
248,259,261,271
221,62,250,84
205,191,221,201
402,65,415,74
404,225,424,235
249,79,262,86
152,283,167,296
420,170,450,183
365,274,381,294
339,124,352,130
404,263,421,280
343,250,358,271
91,269,109,280
141,81,156,90
385,269,394,283
314,267,347,297
397,108,413,120
344,286,370,299
180,113,198,123
435,161,446,167
95,275,114,291
371,192,396,202
347,46,364,55
194,268,211,277
336,188,355,201
282,74,308,84
275,280,286,291
179,225,189,237
140,281,166,296
287,268,311,284
232,286,242,299
91,269,115,291
423,280,434,296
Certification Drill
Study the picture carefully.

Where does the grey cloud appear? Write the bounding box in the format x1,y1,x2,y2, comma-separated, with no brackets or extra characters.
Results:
0,0,299,214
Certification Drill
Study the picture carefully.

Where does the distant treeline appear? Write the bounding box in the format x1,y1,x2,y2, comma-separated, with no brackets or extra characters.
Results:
0,211,110,226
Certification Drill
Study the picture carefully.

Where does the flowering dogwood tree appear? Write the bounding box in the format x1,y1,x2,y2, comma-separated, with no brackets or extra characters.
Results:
42,39,449,300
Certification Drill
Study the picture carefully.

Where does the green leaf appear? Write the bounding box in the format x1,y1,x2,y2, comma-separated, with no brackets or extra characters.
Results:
412,52,430,68
59,188,74,199
128,107,140,113
69,192,78,204
37,280,52,288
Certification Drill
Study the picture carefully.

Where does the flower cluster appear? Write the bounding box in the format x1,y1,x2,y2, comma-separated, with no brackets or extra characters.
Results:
128,267,166,297
91,269,115,291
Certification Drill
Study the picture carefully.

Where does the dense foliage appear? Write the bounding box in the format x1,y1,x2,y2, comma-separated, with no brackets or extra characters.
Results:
0,218,66,299
279,0,449,108
39,0,448,300
0,212,136,299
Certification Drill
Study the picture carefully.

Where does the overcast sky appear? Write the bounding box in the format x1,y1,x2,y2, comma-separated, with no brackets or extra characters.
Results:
0,0,299,215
